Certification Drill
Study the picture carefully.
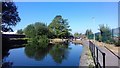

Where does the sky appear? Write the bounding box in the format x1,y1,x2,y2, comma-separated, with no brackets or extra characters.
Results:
11,0,120,2
13,2,118,34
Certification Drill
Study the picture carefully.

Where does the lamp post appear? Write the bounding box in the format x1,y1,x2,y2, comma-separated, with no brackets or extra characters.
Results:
92,17,96,43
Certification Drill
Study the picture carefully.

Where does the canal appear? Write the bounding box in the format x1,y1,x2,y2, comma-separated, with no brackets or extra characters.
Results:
2,42,83,67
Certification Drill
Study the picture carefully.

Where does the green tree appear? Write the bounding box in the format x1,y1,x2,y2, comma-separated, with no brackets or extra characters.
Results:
99,24,112,43
32,35,49,48
74,32,81,38
98,34,102,42
17,29,23,34
24,24,36,38
2,2,21,32
24,22,50,48
85,29,93,39
24,22,49,38
48,15,71,38
34,22,48,36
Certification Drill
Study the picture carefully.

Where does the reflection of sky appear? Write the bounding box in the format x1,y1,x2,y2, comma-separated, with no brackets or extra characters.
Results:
3,43,83,66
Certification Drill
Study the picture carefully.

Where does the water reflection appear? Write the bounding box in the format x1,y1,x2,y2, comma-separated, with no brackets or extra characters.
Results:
49,43,69,64
2,62,13,68
25,42,52,61
24,42,70,64
2,41,83,66
2,39,27,68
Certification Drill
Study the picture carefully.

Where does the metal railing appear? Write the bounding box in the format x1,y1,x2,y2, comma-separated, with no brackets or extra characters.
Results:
89,41,106,68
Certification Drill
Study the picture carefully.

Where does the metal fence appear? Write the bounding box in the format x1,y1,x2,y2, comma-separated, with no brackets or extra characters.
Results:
89,41,106,68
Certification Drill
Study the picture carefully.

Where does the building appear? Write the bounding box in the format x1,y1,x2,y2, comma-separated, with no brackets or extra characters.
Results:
1,30,17,34
111,27,120,37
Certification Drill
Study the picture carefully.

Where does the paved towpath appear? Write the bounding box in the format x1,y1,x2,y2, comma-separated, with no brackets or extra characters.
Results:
89,40,120,67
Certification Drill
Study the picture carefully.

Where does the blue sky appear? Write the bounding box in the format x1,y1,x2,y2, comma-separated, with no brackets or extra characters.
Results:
13,2,118,34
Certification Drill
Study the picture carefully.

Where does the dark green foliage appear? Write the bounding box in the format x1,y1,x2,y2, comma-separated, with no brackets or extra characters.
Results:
99,24,112,43
32,35,49,48
48,15,71,38
85,29,93,39
24,22,49,48
34,22,48,36
74,32,83,40
24,22,48,38
74,32,80,38
17,29,23,34
2,2,21,32
114,40,120,46
24,24,36,38
96,24,119,46
95,34,102,42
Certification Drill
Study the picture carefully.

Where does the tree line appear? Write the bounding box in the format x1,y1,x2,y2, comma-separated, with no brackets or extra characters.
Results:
21,15,71,39
84,24,120,46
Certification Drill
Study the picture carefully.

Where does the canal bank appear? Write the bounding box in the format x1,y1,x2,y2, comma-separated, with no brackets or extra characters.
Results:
79,39,95,67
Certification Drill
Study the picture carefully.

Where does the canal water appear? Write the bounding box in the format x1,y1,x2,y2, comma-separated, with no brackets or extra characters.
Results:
2,42,83,66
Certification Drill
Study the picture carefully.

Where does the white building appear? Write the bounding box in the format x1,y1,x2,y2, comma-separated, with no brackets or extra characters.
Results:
1,30,17,34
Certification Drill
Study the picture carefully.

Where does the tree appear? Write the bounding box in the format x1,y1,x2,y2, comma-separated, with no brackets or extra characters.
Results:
74,32,81,38
34,22,48,36
24,24,36,38
24,22,49,38
17,29,23,34
99,24,112,43
2,2,21,32
24,22,50,48
48,15,71,38
85,29,93,39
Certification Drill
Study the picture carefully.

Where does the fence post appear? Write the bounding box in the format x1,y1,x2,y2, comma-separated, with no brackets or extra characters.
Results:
94,44,95,57
103,53,106,68
96,47,98,67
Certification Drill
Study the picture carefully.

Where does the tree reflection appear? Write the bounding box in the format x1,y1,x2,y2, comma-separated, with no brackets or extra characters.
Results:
24,42,52,61
49,43,69,64
25,41,70,63
2,62,13,68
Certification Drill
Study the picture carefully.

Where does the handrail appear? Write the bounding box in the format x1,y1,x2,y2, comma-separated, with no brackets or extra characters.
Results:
89,41,106,68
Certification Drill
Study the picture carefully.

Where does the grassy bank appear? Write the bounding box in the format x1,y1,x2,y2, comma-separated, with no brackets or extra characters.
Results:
90,39,119,54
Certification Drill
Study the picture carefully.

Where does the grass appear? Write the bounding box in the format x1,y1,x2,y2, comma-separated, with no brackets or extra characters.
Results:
89,63,94,68
91,39,119,54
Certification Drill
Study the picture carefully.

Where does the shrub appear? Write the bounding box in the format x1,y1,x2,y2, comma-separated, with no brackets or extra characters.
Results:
31,35,49,48
114,40,120,46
